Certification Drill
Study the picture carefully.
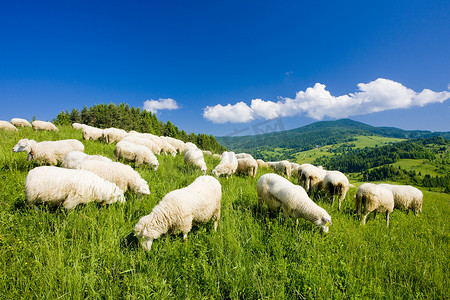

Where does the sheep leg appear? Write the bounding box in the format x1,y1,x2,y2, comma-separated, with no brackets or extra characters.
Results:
386,212,390,227
361,213,369,225
63,194,81,210
373,211,377,220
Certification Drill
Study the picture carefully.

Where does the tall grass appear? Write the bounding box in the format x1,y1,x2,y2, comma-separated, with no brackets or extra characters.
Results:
0,127,448,299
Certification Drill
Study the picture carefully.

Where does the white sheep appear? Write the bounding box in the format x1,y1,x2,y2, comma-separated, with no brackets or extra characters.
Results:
235,153,254,160
161,136,186,154
322,170,351,210
298,164,326,193
256,159,268,168
0,120,18,131
76,160,150,196
122,135,161,155
82,126,104,141
202,150,212,156
134,175,221,250
290,162,301,174
257,173,332,233
267,160,292,178
72,123,87,130
12,139,84,165
25,166,125,209
184,148,207,174
378,184,423,215
115,140,159,170
212,154,221,160
158,138,177,156
236,156,258,178
355,183,394,227
31,120,58,131
212,151,238,178
62,151,112,169
185,142,198,150
102,127,127,144
11,118,31,128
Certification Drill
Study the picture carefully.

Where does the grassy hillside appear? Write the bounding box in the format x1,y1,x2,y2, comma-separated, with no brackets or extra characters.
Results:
0,127,449,298
216,119,450,160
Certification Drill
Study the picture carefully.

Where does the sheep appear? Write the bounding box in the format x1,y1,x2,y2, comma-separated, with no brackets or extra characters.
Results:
290,162,301,174
212,154,221,160
25,166,125,209
235,153,254,160
298,164,326,193
31,120,58,131
161,136,186,153
355,183,394,227
72,123,87,130
75,160,150,196
202,150,212,156
378,184,423,215
212,151,238,178
12,139,84,165
322,170,351,210
82,126,104,141
267,160,292,178
62,151,112,169
0,120,18,131
257,173,332,233
102,127,127,144
185,142,198,150
184,148,207,174
122,135,161,155
134,175,221,250
236,156,258,178
256,159,268,168
115,140,159,170
158,138,177,156
11,118,31,128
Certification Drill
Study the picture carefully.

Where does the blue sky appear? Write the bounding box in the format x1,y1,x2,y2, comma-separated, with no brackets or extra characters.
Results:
1,0,449,136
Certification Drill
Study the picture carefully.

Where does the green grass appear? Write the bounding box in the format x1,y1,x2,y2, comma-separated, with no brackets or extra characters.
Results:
294,135,405,164
392,159,443,177
0,127,448,299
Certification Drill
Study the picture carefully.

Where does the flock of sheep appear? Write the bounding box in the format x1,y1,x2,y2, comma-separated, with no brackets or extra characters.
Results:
2,118,424,251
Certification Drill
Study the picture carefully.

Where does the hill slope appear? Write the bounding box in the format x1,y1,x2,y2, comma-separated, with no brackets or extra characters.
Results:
216,119,450,160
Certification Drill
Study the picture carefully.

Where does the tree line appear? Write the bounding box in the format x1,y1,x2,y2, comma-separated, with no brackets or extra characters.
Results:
53,103,227,153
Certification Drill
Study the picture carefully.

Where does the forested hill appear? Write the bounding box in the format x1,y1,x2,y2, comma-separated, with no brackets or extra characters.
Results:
216,119,450,159
53,103,227,153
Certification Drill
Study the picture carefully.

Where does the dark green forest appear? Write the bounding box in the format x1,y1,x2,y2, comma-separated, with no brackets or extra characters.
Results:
53,103,227,153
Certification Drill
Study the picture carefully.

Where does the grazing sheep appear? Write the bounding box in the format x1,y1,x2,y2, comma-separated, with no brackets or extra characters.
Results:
184,148,207,174
212,151,238,178
11,118,31,128
115,140,159,170
355,183,394,227
267,160,292,178
25,166,125,209
236,156,258,178
12,139,84,165
158,138,177,156
134,175,221,250
74,160,150,196
102,127,127,144
322,170,351,210
62,151,112,169
161,136,186,154
82,126,104,141
0,120,18,131
257,173,332,233
290,162,301,173
202,150,212,156
299,164,326,193
185,142,198,150
72,123,87,130
378,184,423,215
256,159,268,168
31,120,58,131
212,154,221,160
235,153,254,160
122,135,161,155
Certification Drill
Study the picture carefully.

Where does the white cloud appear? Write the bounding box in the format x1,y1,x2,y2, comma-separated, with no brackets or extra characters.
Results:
203,102,254,124
143,98,179,113
202,78,450,123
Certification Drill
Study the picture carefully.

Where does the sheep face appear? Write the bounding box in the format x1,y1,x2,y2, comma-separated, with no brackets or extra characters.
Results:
315,214,332,233
152,164,159,171
140,237,153,251
212,169,218,178
12,139,31,153
137,185,150,196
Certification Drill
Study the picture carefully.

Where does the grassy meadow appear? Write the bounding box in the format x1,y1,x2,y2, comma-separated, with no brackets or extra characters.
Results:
0,126,448,299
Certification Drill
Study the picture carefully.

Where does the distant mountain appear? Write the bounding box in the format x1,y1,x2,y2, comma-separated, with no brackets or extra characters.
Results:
216,119,450,159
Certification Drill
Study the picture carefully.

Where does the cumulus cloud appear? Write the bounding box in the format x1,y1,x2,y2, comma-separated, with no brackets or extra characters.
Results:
203,102,254,124
143,98,179,113
202,78,450,123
